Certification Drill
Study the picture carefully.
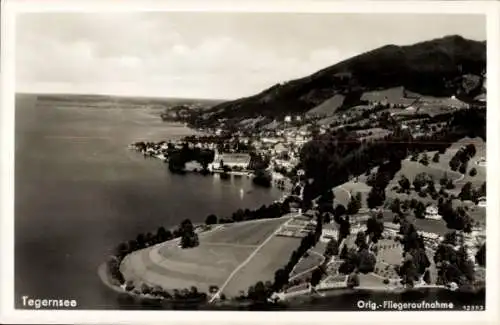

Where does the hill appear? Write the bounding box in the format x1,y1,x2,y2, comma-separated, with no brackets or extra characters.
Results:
197,35,485,126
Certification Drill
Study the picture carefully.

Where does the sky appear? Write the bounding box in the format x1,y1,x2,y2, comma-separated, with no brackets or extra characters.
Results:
15,12,486,99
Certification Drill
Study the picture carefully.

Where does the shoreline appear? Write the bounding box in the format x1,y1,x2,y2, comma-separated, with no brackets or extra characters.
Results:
98,260,464,309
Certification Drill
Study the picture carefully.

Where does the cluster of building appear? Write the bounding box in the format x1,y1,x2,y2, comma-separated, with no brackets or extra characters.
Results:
276,215,317,238
208,151,252,172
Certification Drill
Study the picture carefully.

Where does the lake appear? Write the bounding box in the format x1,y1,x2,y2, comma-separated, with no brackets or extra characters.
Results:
14,94,282,309
13,94,485,311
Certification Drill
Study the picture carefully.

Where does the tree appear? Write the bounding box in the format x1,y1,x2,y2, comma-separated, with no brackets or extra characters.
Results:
324,238,339,257
247,281,268,303
465,143,477,157
413,172,430,192
423,270,431,284
180,219,199,249
339,219,351,242
390,198,401,214
459,182,473,201
310,268,323,287
334,204,347,219
432,152,440,163
398,175,411,191
340,244,348,259
459,162,468,174
347,272,360,288
414,201,426,219
355,231,367,248
449,157,460,171
347,195,361,215
419,153,429,166
469,168,477,177
323,212,332,224
358,249,377,274
366,216,384,244
273,268,289,291
367,187,386,209
476,243,486,267
205,214,218,225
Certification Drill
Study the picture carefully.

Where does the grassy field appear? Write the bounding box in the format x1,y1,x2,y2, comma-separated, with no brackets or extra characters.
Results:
376,239,403,265
201,218,286,246
392,160,463,187
120,217,300,297
335,181,371,209
333,186,352,206
222,236,301,296
291,248,325,278
425,137,486,188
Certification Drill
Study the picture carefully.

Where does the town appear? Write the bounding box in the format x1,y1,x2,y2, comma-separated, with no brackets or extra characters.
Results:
114,82,486,307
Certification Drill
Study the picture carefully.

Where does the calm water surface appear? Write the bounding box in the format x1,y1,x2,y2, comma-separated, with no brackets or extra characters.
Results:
14,94,281,309
14,94,485,311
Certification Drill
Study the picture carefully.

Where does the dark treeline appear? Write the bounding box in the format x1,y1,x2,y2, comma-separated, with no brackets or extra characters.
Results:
299,108,485,202
211,200,291,225
449,143,477,173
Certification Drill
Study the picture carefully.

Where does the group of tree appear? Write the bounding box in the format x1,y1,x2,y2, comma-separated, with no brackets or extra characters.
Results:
366,159,402,209
168,143,215,174
179,219,199,248
338,245,377,275
389,197,428,220
475,243,486,267
346,192,362,215
107,256,125,286
324,237,340,258
365,212,385,243
332,204,351,242
419,152,430,166
125,282,208,304
449,144,477,174
439,173,456,190
299,108,485,202
394,218,431,288
434,233,476,287
248,152,270,171
208,201,291,225
252,169,273,188
316,189,335,215
438,199,473,232
458,181,486,203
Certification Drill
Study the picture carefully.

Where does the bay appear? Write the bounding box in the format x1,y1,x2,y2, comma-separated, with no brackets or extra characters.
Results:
14,94,281,309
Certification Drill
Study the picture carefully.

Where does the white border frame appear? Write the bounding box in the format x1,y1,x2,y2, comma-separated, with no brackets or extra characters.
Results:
1,1,499,324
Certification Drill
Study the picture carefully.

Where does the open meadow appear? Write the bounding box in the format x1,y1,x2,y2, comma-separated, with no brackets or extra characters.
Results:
120,217,301,297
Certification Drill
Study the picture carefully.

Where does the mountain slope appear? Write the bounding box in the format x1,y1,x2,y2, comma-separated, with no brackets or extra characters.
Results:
199,35,485,125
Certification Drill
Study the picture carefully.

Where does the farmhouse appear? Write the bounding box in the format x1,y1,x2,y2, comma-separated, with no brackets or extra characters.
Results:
477,196,486,208
321,229,339,242
425,205,442,220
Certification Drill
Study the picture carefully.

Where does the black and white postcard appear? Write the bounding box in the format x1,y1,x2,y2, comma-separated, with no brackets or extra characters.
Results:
1,0,499,324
